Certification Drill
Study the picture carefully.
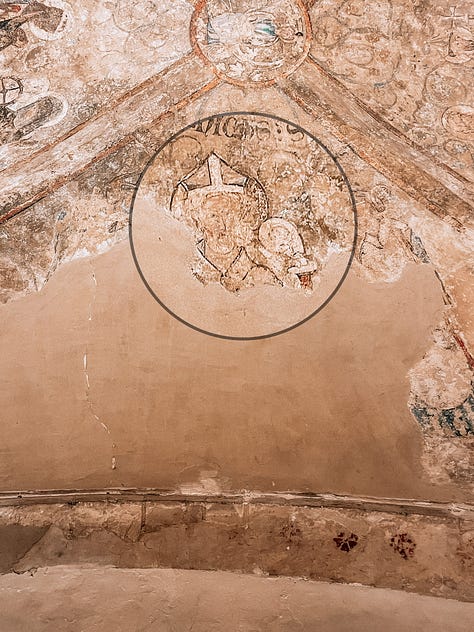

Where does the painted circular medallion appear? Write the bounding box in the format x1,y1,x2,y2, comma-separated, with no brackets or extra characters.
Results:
191,0,311,85
130,113,357,340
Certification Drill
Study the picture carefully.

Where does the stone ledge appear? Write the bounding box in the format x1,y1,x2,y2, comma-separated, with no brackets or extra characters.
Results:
0,494,473,602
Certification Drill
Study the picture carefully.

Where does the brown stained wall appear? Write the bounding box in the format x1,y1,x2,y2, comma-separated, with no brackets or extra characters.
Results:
0,236,451,498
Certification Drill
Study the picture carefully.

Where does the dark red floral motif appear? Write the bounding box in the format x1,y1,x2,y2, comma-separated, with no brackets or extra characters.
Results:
390,533,416,560
333,531,358,552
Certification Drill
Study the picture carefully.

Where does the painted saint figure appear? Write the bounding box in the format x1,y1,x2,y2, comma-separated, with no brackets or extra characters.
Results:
130,113,357,338
170,152,317,293
258,218,317,290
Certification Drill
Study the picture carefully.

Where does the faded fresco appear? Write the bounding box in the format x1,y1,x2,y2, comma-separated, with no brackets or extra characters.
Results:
0,0,192,172
310,0,474,183
0,0,70,51
130,113,356,337
0,0,474,590
192,0,311,84
162,118,354,294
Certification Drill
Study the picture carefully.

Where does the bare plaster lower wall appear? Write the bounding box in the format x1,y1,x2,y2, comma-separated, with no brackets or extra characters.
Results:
0,238,454,500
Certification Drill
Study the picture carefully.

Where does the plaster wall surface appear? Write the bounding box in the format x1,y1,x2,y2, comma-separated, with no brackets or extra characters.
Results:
2,567,474,632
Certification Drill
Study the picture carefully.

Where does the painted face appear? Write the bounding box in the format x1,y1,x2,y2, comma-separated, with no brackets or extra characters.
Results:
259,218,304,257
196,193,242,254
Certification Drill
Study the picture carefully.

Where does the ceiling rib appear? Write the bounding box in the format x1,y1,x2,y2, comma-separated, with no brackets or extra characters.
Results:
1,20,472,228
0,55,218,224
279,56,474,225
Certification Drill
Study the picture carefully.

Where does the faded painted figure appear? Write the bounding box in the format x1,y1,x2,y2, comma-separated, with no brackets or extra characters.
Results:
131,113,356,333
0,76,65,145
0,1,67,51
171,153,318,293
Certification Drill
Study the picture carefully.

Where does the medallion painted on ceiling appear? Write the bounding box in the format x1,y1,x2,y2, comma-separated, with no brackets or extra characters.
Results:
191,0,311,84
130,113,357,340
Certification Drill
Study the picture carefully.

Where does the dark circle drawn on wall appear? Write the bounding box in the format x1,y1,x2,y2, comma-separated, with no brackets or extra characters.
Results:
129,112,358,341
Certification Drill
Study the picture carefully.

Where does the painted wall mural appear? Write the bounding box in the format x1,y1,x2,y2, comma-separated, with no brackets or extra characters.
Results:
0,0,473,524
408,316,474,485
0,0,193,172
310,0,474,183
130,112,357,339
191,0,311,84
0,74,66,144
0,0,71,52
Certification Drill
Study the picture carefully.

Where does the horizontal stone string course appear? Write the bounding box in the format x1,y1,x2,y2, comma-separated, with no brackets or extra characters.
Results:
1,496,473,601
0,488,473,519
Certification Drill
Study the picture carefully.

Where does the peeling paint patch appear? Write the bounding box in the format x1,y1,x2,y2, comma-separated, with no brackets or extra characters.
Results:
408,320,474,487
411,388,474,438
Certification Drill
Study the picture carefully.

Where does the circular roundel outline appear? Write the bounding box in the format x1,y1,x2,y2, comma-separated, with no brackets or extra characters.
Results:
129,111,358,341
190,0,312,88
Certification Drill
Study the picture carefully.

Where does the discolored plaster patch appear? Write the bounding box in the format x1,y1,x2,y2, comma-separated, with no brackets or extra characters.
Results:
0,524,48,573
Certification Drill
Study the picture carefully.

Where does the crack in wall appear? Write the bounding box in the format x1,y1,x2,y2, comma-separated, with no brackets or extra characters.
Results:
82,261,118,472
